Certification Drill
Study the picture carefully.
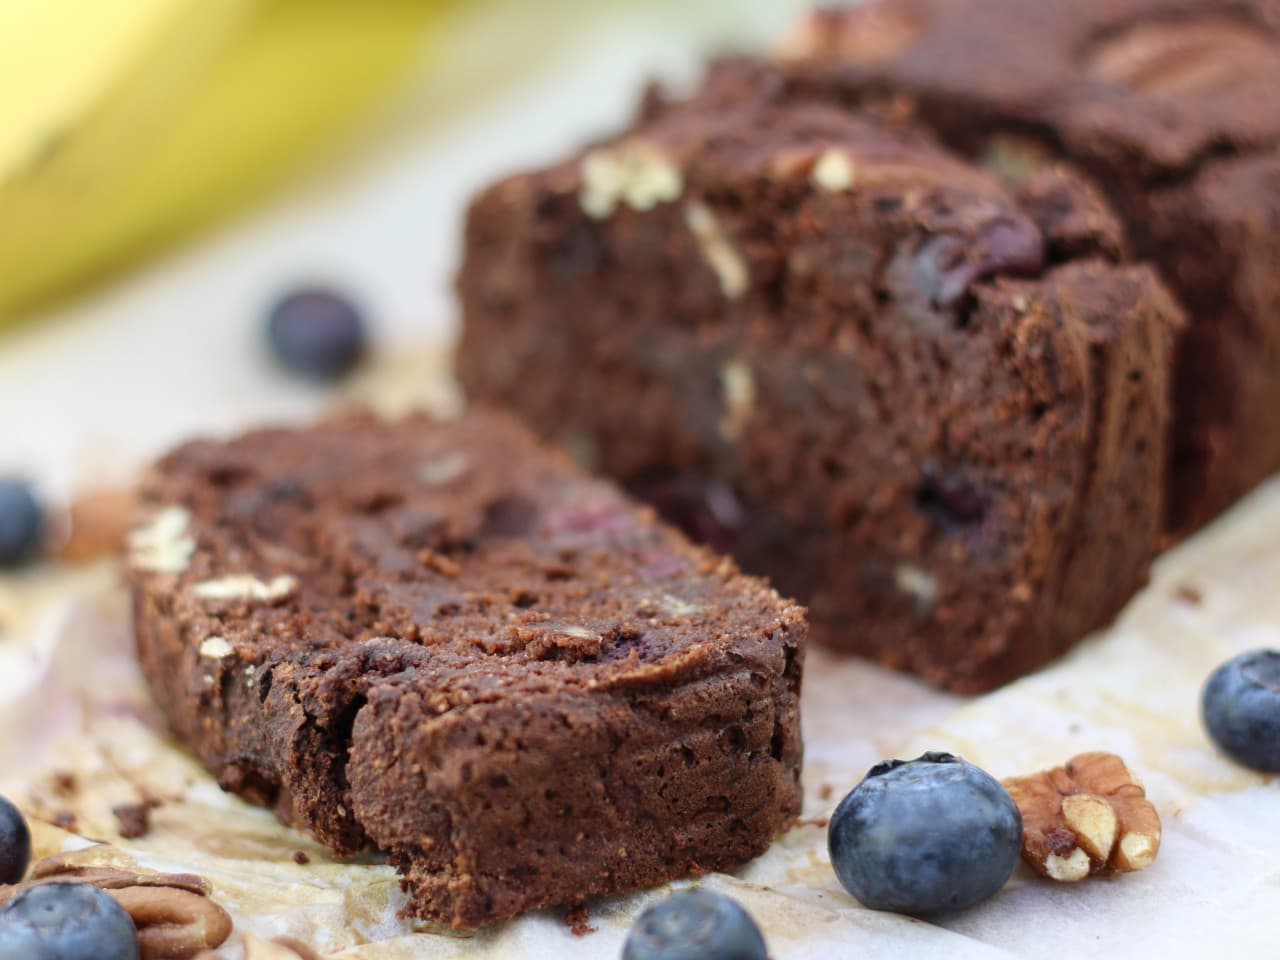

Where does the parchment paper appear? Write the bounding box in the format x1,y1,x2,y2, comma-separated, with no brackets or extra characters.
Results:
1,347,1276,958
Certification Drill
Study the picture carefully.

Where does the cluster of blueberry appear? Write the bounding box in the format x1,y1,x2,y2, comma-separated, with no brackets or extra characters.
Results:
0,288,368,573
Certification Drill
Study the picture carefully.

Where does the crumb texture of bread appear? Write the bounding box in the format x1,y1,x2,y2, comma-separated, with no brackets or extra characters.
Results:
128,410,805,929
774,0,1280,533
457,78,1182,692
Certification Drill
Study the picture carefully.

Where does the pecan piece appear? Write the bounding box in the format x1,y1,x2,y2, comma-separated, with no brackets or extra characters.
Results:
28,853,210,896
58,487,137,563
1003,751,1161,881
114,885,233,959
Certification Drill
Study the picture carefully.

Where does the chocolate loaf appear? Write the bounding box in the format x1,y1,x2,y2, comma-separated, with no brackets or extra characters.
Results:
127,411,805,929
778,0,1280,533
457,87,1183,692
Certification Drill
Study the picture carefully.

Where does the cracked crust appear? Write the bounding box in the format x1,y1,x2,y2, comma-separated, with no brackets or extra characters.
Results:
457,84,1182,691
128,410,805,928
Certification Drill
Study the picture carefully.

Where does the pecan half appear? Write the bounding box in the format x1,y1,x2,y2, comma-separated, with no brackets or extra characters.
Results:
114,886,233,959
1003,751,1161,882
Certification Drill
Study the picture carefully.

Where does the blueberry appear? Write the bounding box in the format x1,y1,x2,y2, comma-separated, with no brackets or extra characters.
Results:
266,287,367,381
915,465,987,529
0,883,139,960
0,479,44,568
622,889,767,960
1201,649,1280,772
0,796,30,885
628,472,746,556
827,751,1022,916
913,218,1045,309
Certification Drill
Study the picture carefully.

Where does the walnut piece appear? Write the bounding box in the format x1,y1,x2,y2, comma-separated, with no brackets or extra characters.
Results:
718,357,756,440
579,141,682,219
684,202,749,299
1003,751,1161,882
192,574,298,603
128,507,194,574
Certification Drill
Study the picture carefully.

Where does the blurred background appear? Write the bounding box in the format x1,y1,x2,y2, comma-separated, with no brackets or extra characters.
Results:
0,0,814,498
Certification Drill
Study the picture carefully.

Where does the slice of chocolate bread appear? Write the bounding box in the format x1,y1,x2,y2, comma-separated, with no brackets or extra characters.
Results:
777,0,1280,534
128,410,805,929
457,83,1184,692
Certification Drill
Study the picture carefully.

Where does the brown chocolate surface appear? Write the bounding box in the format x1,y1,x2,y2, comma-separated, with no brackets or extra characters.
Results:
128,410,805,929
776,0,1280,532
457,85,1183,691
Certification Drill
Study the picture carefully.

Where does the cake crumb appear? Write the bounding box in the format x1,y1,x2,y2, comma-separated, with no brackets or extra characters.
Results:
565,903,597,937
112,801,156,839
293,850,311,865
50,771,77,796
818,783,835,801
1174,583,1203,606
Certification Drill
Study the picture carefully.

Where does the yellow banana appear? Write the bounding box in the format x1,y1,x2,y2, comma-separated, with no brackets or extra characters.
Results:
0,0,450,323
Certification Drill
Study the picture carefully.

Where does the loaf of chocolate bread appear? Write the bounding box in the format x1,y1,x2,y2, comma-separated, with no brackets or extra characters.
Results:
457,84,1184,692
778,0,1280,534
128,411,805,929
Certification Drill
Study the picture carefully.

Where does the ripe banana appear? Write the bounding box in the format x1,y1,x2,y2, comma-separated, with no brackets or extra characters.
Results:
0,0,450,323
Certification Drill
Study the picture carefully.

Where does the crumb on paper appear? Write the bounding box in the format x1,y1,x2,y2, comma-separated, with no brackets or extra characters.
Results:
1175,583,1203,606
112,802,153,839
51,771,77,796
565,902,597,937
